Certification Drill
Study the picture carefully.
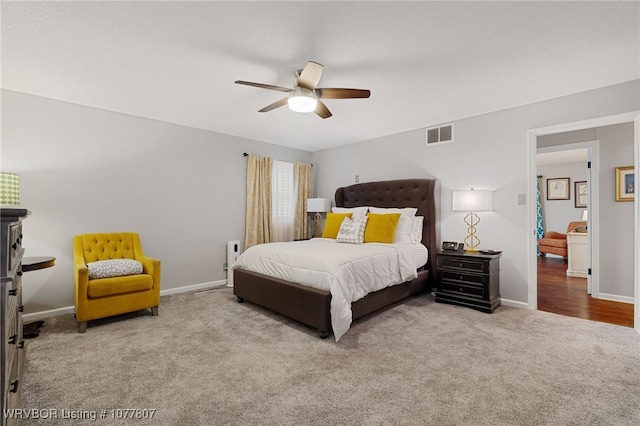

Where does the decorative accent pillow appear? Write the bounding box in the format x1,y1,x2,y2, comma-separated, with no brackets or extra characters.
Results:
368,206,418,217
322,212,353,239
331,206,369,221
364,213,401,244
88,259,143,279
411,216,424,243
336,216,368,244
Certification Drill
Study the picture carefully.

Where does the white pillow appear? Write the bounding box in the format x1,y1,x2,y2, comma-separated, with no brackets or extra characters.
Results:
411,216,424,244
88,259,143,279
368,206,418,217
393,215,413,243
336,216,368,244
332,206,369,221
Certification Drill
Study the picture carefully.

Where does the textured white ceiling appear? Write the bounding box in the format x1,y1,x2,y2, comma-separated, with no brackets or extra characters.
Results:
2,1,639,152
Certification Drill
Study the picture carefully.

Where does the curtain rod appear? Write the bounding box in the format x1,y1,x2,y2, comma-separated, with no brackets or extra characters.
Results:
243,152,312,166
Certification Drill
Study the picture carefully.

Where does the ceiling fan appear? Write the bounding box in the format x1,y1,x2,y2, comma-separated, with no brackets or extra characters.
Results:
234,61,370,119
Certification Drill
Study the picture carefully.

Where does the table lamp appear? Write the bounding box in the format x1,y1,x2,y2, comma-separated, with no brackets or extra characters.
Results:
306,198,331,237
452,189,492,251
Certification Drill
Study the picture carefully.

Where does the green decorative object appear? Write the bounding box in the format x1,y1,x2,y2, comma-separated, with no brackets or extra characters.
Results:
0,173,20,205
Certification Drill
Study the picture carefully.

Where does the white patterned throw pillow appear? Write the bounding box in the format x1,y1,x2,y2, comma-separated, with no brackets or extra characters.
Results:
336,216,368,244
88,259,143,279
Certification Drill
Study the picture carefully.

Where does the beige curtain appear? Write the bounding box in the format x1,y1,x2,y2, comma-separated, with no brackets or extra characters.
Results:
244,155,273,249
293,162,312,240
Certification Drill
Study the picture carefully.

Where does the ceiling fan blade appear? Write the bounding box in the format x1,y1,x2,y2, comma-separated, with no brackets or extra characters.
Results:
315,100,332,119
235,80,292,93
315,88,371,99
258,97,289,113
297,61,324,90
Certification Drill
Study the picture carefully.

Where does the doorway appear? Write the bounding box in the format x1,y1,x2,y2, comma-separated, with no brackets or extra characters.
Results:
527,112,640,332
536,143,598,321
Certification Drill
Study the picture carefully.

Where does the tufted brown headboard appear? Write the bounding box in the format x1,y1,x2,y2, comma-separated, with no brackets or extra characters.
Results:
335,178,441,270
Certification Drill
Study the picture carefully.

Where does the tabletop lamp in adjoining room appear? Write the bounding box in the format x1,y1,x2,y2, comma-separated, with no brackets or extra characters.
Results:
0,172,20,206
306,198,331,238
452,189,492,251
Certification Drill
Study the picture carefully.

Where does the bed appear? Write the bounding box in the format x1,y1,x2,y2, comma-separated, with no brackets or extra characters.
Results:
233,178,441,340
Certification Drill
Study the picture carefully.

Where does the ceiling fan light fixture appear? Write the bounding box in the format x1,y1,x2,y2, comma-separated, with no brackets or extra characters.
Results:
288,87,317,113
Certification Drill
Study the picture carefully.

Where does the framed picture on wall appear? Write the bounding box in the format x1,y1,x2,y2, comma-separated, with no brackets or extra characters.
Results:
575,181,587,208
547,177,570,200
615,166,634,202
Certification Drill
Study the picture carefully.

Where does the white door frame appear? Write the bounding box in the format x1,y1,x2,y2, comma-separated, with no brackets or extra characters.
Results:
536,142,597,295
634,115,640,333
527,111,640,333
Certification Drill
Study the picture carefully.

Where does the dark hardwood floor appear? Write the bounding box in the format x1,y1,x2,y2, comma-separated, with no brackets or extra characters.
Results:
537,256,634,328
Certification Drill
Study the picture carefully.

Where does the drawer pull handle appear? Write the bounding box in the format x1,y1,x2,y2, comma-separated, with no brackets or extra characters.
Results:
9,289,17,296
8,334,17,344
459,287,463,292
459,275,464,280
9,380,19,393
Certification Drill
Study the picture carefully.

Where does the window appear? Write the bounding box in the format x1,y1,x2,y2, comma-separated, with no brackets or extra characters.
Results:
271,160,295,241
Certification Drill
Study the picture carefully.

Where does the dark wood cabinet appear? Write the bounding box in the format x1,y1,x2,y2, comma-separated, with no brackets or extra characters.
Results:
1,208,28,425
435,251,501,313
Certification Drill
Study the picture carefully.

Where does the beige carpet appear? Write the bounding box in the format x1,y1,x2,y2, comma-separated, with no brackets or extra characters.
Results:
21,287,640,425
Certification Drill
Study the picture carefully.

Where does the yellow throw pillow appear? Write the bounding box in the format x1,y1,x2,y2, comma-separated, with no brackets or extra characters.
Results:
322,212,353,239
364,213,401,243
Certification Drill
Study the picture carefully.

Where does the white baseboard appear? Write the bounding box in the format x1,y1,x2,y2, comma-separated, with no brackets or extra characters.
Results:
22,279,228,322
500,298,529,309
159,280,227,296
23,306,75,322
595,292,634,304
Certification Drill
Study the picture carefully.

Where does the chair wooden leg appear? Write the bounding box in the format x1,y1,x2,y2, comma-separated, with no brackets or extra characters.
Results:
151,306,159,316
78,321,87,333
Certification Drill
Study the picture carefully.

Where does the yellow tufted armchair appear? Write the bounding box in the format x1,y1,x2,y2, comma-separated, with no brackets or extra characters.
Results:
73,232,161,332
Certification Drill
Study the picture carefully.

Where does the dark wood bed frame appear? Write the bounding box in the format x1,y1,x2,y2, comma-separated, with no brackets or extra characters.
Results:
234,178,441,338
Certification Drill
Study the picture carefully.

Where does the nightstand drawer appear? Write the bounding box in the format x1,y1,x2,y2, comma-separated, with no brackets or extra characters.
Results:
441,282,485,297
439,257,486,272
440,270,488,287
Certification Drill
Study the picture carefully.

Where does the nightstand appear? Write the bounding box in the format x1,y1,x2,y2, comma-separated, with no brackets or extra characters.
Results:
435,251,501,313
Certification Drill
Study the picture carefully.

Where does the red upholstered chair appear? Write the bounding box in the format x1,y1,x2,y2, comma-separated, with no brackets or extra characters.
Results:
537,221,587,261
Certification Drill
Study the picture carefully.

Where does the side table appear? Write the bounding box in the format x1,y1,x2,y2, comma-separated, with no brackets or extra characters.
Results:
22,256,55,338
435,251,501,313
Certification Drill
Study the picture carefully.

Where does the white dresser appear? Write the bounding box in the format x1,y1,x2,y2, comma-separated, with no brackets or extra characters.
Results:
566,231,588,278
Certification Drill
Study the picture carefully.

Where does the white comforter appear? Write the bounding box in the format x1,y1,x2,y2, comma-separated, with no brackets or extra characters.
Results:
232,238,423,341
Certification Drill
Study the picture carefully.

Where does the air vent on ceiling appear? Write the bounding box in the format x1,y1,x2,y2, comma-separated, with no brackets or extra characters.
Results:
425,124,454,146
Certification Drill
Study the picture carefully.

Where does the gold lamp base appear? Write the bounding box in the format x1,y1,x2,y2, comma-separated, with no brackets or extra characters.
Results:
314,212,322,238
463,211,481,251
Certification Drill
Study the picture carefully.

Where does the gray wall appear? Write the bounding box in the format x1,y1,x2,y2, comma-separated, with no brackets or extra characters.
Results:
312,80,640,305
537,161,588,234
3,80,638,314
538,123,635,298
1,89,312,314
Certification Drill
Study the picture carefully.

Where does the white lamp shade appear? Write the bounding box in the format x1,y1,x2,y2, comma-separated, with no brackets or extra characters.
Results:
306,198,331,213
288,96,318,113
582,210,588,221
288,86,318,113
452,190,492,211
